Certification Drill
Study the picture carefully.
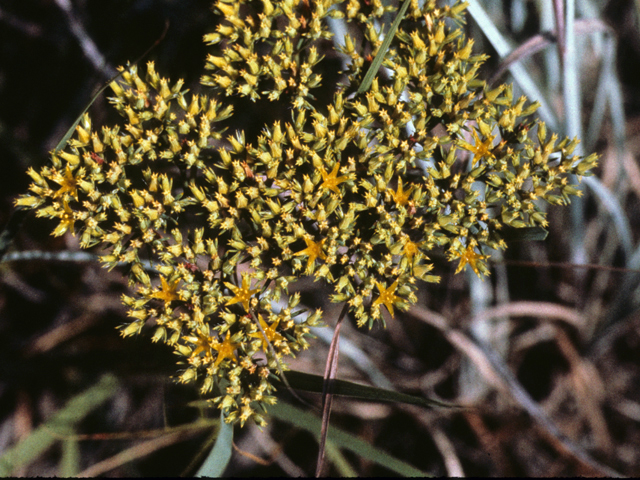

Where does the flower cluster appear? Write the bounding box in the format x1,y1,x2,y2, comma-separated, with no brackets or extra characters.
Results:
15,0,596,425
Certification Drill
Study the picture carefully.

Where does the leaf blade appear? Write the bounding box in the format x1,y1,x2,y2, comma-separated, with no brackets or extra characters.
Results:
195,411,233,478
269,400,430,477
274,370,463,410
357,0,412,95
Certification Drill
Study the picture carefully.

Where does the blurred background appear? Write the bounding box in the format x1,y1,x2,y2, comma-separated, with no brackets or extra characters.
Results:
1,0,640,476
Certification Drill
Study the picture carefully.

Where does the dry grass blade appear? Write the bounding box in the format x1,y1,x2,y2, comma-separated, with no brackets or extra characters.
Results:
488,32,553,86
489,19,612,86
428,426,464,477
553,0,565,59
247,424,307,477
498,258,640,274
470,301,585,332
53,0,116,78
553,328,612,454
315,303,349,478
407,306,623,478
76,429,199,477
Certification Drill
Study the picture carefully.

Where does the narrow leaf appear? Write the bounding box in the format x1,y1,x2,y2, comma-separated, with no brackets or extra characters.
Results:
195,411,233,478
53,21,168,154
357,0,412,94
274,370,462,410
500,226,549,242
269,401,430,477
0,374,119,476
59,427,80,477
465,0,559,130
53,69,124,153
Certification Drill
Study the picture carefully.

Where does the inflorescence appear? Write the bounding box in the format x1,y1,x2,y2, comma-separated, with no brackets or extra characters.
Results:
16,0,597,425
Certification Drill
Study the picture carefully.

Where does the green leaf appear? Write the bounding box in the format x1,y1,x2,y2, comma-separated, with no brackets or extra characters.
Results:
53,69,124,153
500,226,549,242
269,400,430,477
195,411,233,478
59,427,80,477
274,370,462,410
0,374,119,476
357,0,412,95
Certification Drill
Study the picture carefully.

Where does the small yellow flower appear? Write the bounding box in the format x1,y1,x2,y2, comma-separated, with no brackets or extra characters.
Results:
403,240,419,260
52,199,76,236
151,275,181,305
460,128,496,165
320,163,348,194
53,165,79,201
249,315,285,353
372,280,400,317
225,274,260,311
453,245,489,275
213,332,239,367
186,330,213,359
295,237,326,270
389,179,413,206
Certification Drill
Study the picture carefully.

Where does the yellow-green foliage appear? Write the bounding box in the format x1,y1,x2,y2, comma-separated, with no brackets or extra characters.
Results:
15,0,597,425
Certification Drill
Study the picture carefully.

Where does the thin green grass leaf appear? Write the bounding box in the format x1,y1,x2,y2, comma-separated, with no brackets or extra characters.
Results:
274,370,462,410
324,440,358,477
0,374,119,476
357,0,411,94
510,0,528,33
562,0,589,270
53,70,124,154
59,427,80,477
269,401,430,477
604,47,627,176
500,226,548,242
585,37,613,152
195,411,233,478
54,21,168,154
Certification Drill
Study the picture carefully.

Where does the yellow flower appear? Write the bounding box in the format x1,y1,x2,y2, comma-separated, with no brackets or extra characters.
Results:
460,128,496,165
372,280,400,317
403,239,419,260
213,332,239,367
295,237,326,270
249,315,285,353
52,199,76,236
453,245,489,275
151,275,181,305
225,274,260,311
320,163,348,194
53,165,79,201
389,179,413,206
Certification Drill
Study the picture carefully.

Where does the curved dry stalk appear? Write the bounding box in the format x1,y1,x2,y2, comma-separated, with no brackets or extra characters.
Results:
470,301,586,333
76,429,199,477
496,258,640,274
315,303,349,478
248,424,306,477
429,425,464,477
489,18,612,86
